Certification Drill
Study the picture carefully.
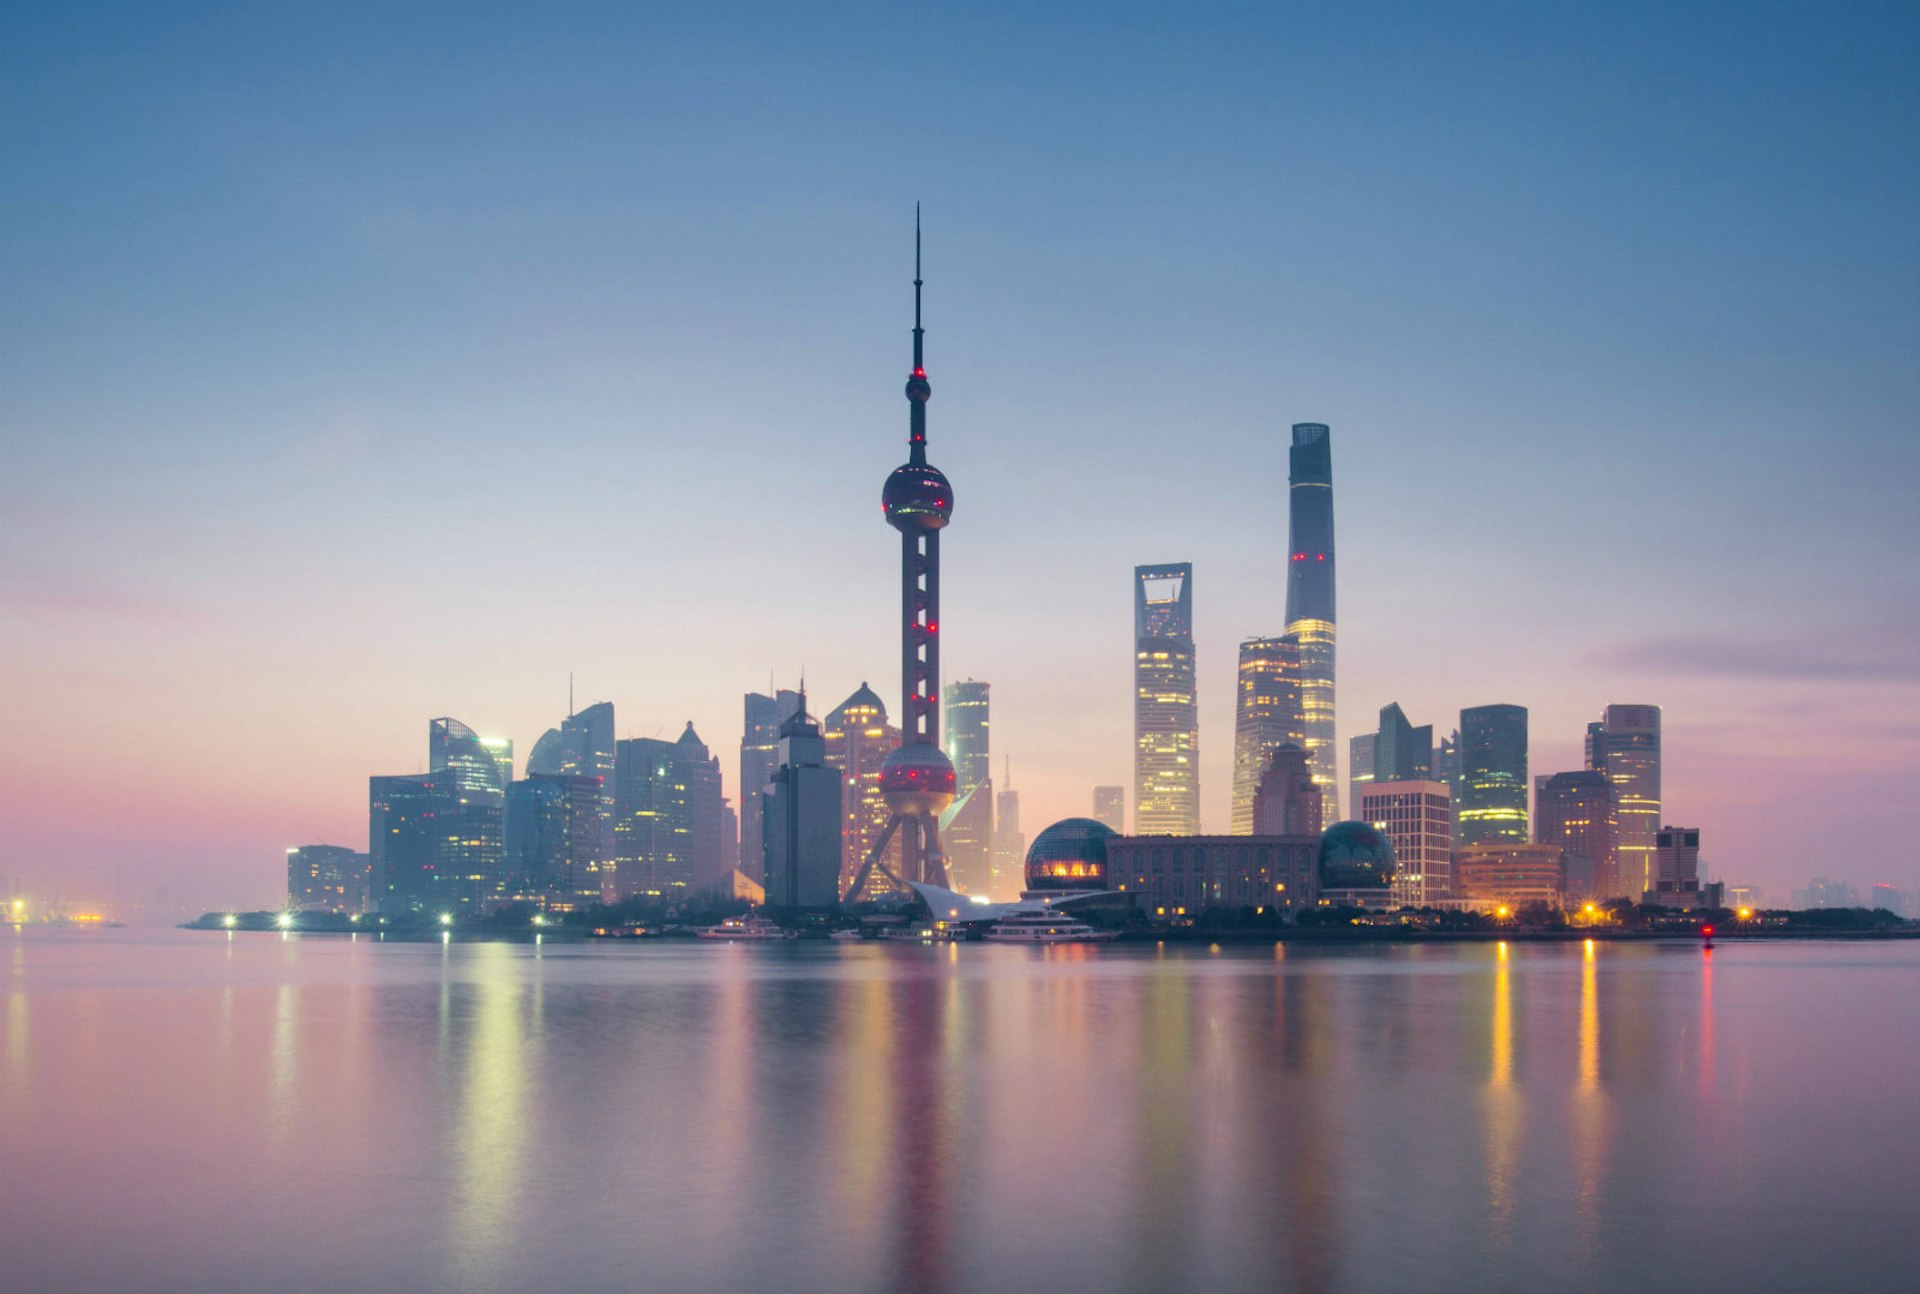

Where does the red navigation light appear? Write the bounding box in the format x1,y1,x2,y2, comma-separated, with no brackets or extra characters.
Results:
927,622,937,632
1701,925,1714,938
913,367,926,378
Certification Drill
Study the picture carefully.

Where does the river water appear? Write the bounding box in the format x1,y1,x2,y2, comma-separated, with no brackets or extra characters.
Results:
2,929,1915,1293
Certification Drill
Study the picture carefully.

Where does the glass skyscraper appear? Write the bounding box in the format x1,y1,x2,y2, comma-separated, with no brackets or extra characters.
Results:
1134,563,1199,834
611,725,724,899
1230,634,1303,834
740,690,801,884
941,679,993,895
1587,704,1661,897
1282,423,1337,818
527,701,615,901
823,684,901,892
1456,704,1529,846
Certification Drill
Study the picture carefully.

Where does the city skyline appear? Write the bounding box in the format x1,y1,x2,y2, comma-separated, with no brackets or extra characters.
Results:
4,5,1917,909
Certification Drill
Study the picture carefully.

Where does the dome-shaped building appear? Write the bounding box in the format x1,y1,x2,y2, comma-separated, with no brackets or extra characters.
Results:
1024,818,1117,893
1317,820,1396,899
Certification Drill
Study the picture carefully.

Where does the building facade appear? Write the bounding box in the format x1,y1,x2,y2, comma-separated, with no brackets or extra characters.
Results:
1251,744,1324,837
1230,634,1303,834
1092,785,1125,833
1107,834,1320,919
1453,843,1565,910
1283,422,1338,817
992,785,1025,901
1646,825,1701,906
526,701,615,901
941,679,993,894
286,844,368,914
427,717,509,908
1535,769,1617,900
1587,704,1662,898
503,773,604,907
1361,779,1452,906
1456,704,1529,846
762,701,844,910
823,684,902,893
1134,563,1199,834
740,690,801,884
612,725,724,900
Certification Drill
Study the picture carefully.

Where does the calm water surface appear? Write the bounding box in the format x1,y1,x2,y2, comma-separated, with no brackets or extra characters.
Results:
3,930,1916,1293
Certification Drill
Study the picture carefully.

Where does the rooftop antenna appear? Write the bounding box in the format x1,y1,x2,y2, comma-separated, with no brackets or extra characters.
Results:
568,672,574,719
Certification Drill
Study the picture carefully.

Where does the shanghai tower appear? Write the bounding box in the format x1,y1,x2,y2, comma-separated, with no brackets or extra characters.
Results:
847,209,957,899
1283,423,1337,817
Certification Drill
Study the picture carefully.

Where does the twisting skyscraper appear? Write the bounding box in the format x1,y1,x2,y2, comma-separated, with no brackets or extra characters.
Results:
848,211,957,898
1283,423,1337,817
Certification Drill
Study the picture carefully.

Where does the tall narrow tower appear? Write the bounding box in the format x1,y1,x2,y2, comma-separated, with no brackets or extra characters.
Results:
1283,423,1337,817
848,210,958,898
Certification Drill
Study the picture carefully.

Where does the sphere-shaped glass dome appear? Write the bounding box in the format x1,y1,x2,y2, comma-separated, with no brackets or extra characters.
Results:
883,464,953,532
879,743,956,815
1318,821,1395,891
1024,818,1117,893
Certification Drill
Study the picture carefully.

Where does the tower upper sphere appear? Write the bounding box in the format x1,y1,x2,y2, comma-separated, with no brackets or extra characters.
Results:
884,462,953,531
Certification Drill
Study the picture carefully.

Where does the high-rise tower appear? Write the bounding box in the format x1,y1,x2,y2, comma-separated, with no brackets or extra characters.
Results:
1230,634,1303,833
848,211,958,898
1283,423,1337,817
1134,563,1199,834
1457,703,1529,846
1587,704,1661,897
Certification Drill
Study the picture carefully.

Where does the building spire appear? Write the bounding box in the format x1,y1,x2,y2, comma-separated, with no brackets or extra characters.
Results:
913,201,924,374
904,204,932,464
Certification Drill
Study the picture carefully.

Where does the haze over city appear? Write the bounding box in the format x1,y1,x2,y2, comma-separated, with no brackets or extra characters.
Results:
3,2,1916,911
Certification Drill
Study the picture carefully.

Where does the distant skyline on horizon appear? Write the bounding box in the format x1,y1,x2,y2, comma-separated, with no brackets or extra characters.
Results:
2,2,1916,908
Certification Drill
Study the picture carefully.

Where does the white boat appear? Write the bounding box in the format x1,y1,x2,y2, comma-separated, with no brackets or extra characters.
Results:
697,916,794,940
984,910,1118,944
828,929,866,943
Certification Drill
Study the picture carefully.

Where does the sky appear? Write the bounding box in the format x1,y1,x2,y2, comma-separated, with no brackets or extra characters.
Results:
2,1,1916,910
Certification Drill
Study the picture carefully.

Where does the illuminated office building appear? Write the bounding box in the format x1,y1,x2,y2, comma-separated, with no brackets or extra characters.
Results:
824,684,902,892
1456,704,1529,846
1135,562,1199,834
424,717,508,908
1092,786,1125,832
1454,843,1565,911
1361,780,1452,906
943,680,991,793
1283,423,1337,817
1230,634,1302,834
504,773,603,906
527,700,615,900
1535,770,1617,900
286,844,368,914
1587,704,1662,898
941,679,994,894
612,724,724,899
368,772,448,913
740,690,802,882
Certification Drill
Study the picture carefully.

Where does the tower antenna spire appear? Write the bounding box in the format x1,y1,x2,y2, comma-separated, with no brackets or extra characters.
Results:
912,201,924,375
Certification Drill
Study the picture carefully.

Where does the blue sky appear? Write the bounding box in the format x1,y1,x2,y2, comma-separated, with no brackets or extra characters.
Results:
2,1,1916,906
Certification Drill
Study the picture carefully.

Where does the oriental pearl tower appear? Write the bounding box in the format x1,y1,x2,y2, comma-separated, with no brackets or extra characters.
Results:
847,210,958,899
